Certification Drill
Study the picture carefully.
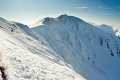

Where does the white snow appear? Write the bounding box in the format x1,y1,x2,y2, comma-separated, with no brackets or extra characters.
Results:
0,17,85,80
1,14,120,80
32,14,120,80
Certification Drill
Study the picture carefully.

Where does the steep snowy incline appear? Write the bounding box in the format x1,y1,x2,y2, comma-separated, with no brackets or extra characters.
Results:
32,14,120,80
0,17,85,80
11,21,37,39
0,17,36,39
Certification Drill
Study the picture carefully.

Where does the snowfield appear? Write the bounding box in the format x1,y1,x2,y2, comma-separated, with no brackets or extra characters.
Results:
0,14,120,80
0,18,85,80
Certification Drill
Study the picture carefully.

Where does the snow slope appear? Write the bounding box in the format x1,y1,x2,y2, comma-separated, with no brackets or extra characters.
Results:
32,14,120,80
0,17,85,80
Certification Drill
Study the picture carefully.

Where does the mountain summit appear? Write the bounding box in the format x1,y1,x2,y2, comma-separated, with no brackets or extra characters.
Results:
32,14,120,80
57,14,84,23
1,15,120,80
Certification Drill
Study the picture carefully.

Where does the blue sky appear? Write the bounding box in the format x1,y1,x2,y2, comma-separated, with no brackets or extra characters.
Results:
0,0,120,25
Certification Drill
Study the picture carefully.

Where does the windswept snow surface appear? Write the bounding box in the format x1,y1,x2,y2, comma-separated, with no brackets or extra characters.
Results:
0,17,85,80
32,14,120,80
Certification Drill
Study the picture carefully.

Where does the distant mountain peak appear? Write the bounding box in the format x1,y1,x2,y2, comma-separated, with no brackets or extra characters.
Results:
31,14,87,28
98,24,115,34
57,14,79,20
42,17,57,26
57,14,85,25
43,17,55,22
57,14,69,19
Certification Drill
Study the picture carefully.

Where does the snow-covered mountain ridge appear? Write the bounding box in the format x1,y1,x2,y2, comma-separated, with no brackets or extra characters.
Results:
0,14,120,80
32,14,120,80
0,17,85,80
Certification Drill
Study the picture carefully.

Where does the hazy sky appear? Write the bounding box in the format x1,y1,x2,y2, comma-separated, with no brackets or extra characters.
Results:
0,0,120,26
